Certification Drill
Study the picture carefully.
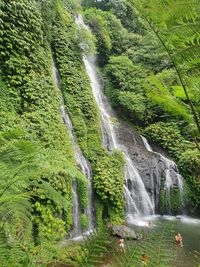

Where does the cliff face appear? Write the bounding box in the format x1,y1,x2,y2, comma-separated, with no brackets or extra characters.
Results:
1,1,200,266
116,119,183,215
0,0,196,252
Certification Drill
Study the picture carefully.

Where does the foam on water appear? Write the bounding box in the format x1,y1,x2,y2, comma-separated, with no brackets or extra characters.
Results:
127,214,200,227
126,214,161,226
177,216,200,225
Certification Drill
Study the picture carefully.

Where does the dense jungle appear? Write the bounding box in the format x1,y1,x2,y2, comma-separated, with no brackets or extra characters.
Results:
0,0,200,266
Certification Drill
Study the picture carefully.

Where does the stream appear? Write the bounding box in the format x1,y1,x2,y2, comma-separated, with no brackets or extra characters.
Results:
104,215,200,267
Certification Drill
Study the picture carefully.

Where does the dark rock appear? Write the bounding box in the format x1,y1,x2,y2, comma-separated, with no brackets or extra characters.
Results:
115,119,183,214
111,225,138,239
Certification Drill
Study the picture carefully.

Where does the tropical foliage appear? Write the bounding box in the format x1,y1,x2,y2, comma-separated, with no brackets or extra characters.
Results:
0,130,85,266
51,0,125,224
0,0,87,264
83,0,200,213
1,1,126,262
0,0,200,265
129,0,200,136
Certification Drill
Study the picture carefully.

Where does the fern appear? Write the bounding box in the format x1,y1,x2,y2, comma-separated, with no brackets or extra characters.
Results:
145,74,192,122
76,226,111,267
130,0,200,137
0,134,83,265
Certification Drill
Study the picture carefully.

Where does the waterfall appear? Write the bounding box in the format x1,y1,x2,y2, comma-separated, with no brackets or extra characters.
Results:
141,136,184,214
76,14,154,221
52,58,94,237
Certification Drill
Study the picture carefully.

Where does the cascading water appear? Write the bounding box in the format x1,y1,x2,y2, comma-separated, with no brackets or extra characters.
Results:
76,14,154,221
52,58,94,237
141,136,184,214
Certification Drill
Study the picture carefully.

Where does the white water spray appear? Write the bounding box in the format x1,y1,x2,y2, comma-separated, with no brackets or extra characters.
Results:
76,15,154,221
141,136,184,214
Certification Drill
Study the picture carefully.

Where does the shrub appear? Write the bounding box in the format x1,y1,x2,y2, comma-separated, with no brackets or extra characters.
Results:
93,150,125,219
144,122,194,158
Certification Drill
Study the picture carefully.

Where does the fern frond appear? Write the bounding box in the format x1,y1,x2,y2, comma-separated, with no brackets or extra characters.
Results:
34,180,70,211
76,227,111,266
130,0,200,135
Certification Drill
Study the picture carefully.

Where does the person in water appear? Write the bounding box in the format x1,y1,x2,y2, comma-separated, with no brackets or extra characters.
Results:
118,238,125,253
175,233,183,247
141,253,148,265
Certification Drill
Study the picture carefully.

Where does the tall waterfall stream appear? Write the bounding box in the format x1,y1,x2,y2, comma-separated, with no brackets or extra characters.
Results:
76,14,184,223
52,59,94,238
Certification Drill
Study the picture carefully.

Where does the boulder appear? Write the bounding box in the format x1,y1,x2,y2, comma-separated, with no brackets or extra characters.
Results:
111,225,137,239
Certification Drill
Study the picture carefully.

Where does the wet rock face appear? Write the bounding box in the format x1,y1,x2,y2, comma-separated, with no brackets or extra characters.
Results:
115,119,183,214
111,225,138,239
116,120,160,213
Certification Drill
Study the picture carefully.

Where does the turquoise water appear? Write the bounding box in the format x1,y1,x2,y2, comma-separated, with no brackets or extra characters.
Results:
127,215,200,267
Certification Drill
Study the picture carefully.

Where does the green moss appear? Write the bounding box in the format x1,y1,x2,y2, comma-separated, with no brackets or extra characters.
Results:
94,150,125,219
81,214,88,230
159,189,165,215
96,200,104,227
170,188,181,214
76,175,89,210
159,179,182,215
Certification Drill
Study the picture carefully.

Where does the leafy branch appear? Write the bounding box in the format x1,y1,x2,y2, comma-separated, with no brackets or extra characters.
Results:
130,0,200,142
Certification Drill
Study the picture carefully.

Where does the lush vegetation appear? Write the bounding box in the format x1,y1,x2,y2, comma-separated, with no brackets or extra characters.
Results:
0,0,200,265
0,0,86,264
0,0,125,264
51,0,125,223
83,0,200,214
